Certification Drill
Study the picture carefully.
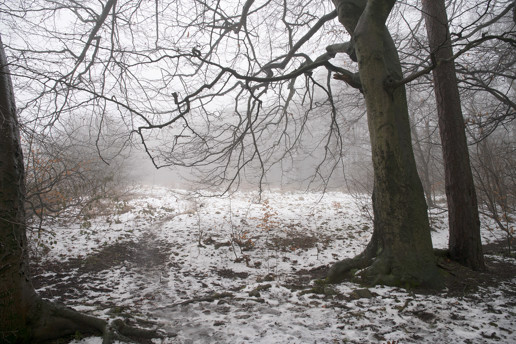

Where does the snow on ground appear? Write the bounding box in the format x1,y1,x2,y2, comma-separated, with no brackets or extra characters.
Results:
29,186,516,344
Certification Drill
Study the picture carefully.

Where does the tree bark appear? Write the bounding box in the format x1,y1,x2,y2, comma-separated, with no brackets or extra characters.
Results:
0,32,38,343
328,0,442,288
422,0,485,270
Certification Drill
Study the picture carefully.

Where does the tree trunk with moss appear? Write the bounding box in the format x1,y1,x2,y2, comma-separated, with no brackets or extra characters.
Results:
0,35,160,344
422,0,485,271
328,0,441,288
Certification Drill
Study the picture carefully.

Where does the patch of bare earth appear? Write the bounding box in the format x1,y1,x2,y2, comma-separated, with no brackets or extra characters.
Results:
439,241,516,297
31,234,171,302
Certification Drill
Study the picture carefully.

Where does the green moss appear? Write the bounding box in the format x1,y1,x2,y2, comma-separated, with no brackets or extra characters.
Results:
74,331,83,340
300,278,337,296
313,278,328,286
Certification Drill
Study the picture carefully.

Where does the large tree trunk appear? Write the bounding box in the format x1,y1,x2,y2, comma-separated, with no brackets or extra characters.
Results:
328,0,442,288
0,35,160,344
422,0,485,270
0,32,38,343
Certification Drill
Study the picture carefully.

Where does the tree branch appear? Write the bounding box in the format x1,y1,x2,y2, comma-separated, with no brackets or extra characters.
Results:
68,0,117,78
261,10,337,77
389,32,516,89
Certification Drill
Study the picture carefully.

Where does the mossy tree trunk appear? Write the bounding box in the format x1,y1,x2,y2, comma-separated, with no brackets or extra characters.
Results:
422,0,485,271
328,0,442,288
0,35,160,344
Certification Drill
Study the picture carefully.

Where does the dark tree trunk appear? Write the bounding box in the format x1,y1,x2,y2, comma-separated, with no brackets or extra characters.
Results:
422,0,485,270
0,32,38,343
328,0,442,288
0,35,160,344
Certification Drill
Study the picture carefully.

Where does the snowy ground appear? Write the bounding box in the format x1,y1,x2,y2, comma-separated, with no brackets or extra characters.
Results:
30,186,516,344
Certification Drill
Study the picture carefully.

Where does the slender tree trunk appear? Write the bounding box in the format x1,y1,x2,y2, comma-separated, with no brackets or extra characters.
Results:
422,0,485,270
329,0,441,288
412,118,435,208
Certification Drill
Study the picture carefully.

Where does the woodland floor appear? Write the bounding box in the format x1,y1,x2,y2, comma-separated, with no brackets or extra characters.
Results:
29,186,516,343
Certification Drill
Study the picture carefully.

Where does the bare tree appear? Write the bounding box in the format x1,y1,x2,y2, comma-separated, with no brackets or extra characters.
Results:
390,0,514,265
471,121,516,255
325,0,441,287
2,0,445,286
422,0,485,270
0,33,161,344
0,33,34,342
4,0,516,340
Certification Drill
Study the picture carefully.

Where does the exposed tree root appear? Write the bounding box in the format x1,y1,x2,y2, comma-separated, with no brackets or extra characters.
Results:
327,235,378,284
29,298,165,344
327,248,444,290
327,250,374,284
